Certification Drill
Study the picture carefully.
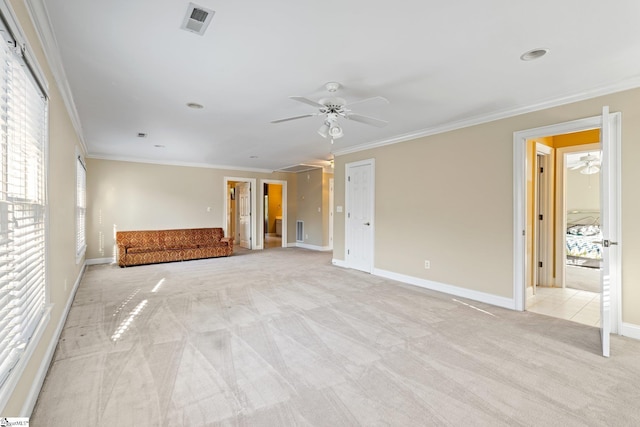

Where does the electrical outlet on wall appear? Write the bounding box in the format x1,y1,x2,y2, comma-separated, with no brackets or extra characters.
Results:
424,260,430,269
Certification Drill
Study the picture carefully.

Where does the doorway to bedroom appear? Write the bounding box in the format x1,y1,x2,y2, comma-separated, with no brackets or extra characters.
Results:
515,109,621,357
525,132,602,327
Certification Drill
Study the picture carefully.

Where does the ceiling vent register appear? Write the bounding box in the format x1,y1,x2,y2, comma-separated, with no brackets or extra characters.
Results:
181,3,215,36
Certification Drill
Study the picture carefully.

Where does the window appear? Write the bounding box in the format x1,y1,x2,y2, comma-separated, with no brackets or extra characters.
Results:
76,155,86,258
0,9,48,394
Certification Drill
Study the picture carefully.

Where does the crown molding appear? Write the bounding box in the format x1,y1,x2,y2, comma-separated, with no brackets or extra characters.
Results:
86,154,276,174
333,76,640,157
25,0,87,154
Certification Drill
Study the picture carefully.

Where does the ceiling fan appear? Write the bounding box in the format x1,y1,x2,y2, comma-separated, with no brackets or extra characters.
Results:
569,152,601,175
271,82,388,141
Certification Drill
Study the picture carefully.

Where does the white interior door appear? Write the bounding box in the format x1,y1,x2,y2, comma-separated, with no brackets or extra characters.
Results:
599,106,620,358
238,182,251,249
346,160,374,272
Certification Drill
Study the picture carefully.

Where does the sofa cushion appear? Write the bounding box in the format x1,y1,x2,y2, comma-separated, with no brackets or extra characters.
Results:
162,229,195,248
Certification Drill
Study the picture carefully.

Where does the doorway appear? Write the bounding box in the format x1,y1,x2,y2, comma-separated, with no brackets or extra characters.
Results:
514,108,621,357
261,179,287,249
527,138,602,327
345,159,375,273
224,177,257,250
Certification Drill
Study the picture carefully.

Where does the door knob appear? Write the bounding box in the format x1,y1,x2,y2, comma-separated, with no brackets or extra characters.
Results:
364,222,370,226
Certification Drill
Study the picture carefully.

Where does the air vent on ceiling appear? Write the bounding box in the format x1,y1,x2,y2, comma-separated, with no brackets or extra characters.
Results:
181,3,215,36
277,164,322,173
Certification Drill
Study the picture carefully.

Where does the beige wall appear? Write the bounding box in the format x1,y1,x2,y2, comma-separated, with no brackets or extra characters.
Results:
85,159,298,259
295,169,333,247
3,0,86,415
334,87,640,325
566,168,600,211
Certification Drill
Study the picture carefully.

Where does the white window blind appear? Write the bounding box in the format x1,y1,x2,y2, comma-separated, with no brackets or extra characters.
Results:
0,25,48,390
76,156,86,257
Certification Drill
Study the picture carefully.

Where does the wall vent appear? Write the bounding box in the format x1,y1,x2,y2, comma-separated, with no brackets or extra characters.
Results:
296,221,304,242
181,3,215,36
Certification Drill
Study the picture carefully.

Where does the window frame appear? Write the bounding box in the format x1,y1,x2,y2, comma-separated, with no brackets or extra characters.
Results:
76,152,86,262
0,0,51,412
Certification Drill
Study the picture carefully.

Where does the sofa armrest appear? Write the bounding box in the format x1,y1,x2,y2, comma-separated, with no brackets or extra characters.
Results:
117,244,127,266
221,237,233,246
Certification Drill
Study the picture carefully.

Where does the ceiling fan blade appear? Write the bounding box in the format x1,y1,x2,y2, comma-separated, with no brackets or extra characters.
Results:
345,113,388,127
347,96,389,108
271,114,316,124
569,163,584,170
289,96,325,108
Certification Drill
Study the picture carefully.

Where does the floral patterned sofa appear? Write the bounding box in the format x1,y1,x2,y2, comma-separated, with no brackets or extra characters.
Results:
116,228,233,267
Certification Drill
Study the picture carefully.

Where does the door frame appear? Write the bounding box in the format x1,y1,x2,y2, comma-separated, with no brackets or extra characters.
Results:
260,179,287,248
533,143,554,291
345,158,375,273
513,113,621,335
329,178,334,250
554,142,601,289
223,177,257,249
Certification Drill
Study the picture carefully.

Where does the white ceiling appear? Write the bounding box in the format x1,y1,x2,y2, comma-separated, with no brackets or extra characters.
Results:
35,0,640,171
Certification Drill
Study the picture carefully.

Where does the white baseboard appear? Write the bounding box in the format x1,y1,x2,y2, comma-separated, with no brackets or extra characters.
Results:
621,322,640,340
332,258,347,268
86,257,115,265
295,242,332,251
20,263,86,416
373,268,515,310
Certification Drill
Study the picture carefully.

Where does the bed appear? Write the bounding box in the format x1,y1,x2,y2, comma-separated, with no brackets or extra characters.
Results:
566,211,602,268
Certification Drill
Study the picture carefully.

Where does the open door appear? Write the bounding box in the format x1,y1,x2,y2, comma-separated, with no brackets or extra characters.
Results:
515,109,621,357
237,182,252,249
599,106,620,357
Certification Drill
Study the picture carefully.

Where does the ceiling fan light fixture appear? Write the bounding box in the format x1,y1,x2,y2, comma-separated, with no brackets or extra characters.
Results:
318,122,330,138
581,164,600,175
329,122,343,139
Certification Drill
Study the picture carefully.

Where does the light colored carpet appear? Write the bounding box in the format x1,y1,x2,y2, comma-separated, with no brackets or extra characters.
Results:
32,247,640,426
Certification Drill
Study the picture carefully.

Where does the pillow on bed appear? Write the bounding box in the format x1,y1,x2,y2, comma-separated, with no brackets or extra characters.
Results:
567,224,600,236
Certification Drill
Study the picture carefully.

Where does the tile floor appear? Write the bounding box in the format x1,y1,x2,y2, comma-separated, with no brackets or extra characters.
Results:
527,286,601,327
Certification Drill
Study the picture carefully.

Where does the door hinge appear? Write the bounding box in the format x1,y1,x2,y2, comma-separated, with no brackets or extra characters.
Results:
347,249,350,255
539,214,543,220
348,212,350,218
348,176,351,182
539,261,543,268
540,167,544,173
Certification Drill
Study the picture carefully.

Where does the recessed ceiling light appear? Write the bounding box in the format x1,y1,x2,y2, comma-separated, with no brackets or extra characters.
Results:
186,102,204,109
137,132,147,138
154,144,165,148
249,155,258,158
520,48,549,61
